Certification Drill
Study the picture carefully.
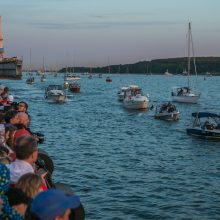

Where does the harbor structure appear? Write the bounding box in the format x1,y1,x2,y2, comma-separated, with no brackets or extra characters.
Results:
0,16,22,79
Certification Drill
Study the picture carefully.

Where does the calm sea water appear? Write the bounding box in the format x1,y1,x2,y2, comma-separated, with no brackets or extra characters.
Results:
2,74,220,219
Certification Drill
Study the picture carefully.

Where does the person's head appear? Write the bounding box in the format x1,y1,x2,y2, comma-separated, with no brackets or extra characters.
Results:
5,187,31,216
3,87,9,93
15,135,38,164
16,173,43,198
4,109,19,124
18,101,28,113
17,112,29,127
4,124,17,147
30,189,80,220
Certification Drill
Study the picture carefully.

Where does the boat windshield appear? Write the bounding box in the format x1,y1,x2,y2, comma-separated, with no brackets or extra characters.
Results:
47,85,63,90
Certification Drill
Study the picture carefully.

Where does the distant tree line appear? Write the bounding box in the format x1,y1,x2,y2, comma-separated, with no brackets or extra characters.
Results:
59,57,220,75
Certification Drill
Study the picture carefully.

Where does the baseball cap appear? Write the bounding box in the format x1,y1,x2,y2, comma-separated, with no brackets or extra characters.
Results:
31,189,80,220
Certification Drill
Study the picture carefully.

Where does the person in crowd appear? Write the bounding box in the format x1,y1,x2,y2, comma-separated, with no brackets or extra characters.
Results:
5,188,31,217
17,101,29,114
4,124,17,150
16,173,43,199
13,112,31,143
26,189,81,220
0,163,23,219
4,109,19,126
0,124,16,163
0,87,9,100
7,135,38,185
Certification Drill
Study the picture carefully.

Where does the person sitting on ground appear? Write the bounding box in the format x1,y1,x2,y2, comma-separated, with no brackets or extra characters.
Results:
7,135,38,185
26,189,81,220
16,173,43,199
5,187,31,217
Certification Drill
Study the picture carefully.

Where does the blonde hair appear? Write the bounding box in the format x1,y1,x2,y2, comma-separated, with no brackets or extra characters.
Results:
16,173,43,198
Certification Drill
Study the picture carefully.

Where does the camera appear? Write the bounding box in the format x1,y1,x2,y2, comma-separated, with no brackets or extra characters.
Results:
32,132,45,144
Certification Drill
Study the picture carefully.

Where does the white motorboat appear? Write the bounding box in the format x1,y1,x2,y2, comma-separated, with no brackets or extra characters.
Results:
117,86,130,101
45,85,66,103
164,69,173,76
123,85,149,110
64,74,80,81
26,75,35,84
154,103,180,121
171,22,200,104
41,74,46,82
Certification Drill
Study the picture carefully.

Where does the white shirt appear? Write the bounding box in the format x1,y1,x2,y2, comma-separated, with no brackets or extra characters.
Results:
7,159,34,183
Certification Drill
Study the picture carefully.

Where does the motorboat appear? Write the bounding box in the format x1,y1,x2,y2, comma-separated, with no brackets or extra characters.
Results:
69,81,80,93
123,85,149,110
64,73,80,81
186,112,220,139
106,76,112,82
164,69,173,76
41,74,46,82
171,87,200,103
117,86,130,101
26,76,35,84
88,74,92,79
154,103,180,121
45,85,66,103
171,22,200,103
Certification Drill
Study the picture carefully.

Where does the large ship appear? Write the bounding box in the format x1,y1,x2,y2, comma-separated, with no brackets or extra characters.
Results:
0,16,22,80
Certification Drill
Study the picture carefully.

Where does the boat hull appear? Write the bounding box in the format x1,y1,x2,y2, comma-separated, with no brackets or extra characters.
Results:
186,128,220,140
172,94,200,104
69,86,80,93
45,94,66,103
123,98,149,110
154,111,180,121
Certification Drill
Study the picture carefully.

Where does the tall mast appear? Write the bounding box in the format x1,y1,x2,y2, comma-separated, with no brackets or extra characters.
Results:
43,56,45,73
29,48,32,74
187,22,191,88
0,16,4,61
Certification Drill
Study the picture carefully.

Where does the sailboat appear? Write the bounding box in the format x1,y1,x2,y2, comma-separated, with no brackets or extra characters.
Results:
26,49,35,84
41,56,47,82
171,22,200,104
106,57,112,82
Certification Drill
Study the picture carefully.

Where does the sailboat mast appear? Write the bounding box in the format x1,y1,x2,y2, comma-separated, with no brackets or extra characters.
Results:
187,22,191,88
29,48,32,74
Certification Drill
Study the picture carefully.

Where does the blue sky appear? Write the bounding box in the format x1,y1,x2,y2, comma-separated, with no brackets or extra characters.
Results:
1,0,220,69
